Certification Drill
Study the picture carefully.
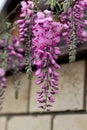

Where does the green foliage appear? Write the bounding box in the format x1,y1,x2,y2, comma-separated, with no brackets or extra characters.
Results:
63,0,76,12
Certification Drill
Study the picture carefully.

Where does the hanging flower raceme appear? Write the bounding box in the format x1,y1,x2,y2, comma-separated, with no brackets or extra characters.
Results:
0,38,24,74
61,0,87,62
0,68,6,88
18,0,34,78
0,37,25,100
7,38,25,98
0,67,6,110
18,0,34,42
0,39,7,110
32,10,62,111
0,39,7,88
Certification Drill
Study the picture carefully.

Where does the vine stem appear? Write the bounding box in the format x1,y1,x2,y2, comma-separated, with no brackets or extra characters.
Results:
44,45,50,111
69,7,77,63
25,16,33,79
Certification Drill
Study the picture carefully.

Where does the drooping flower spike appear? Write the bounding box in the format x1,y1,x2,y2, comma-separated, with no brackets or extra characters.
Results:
61,0,87,62
32,10,62,110
18,0,34,42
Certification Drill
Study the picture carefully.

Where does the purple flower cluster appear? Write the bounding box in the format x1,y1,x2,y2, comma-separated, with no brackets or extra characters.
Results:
61,0,87,44
0,40,7,88
7,38,24,70
1,0,87,111
0,38,24,87
32,10,62,110
0,68,6,88
0,39,6,48
18,0,34,42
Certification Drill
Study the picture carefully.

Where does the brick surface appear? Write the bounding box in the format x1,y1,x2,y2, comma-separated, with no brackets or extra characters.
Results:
29,60,85,112
7,116,51,130
54,115,87,130
0,117,6,130
0,73,29,113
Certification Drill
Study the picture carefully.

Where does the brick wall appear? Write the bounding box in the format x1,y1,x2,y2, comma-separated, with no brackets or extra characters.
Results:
0,60,87,130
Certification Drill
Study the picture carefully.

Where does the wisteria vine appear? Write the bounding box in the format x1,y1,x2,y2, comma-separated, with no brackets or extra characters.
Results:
0,0,87,111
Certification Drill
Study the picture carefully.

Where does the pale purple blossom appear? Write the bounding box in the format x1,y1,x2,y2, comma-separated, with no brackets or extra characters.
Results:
0,68,5,77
